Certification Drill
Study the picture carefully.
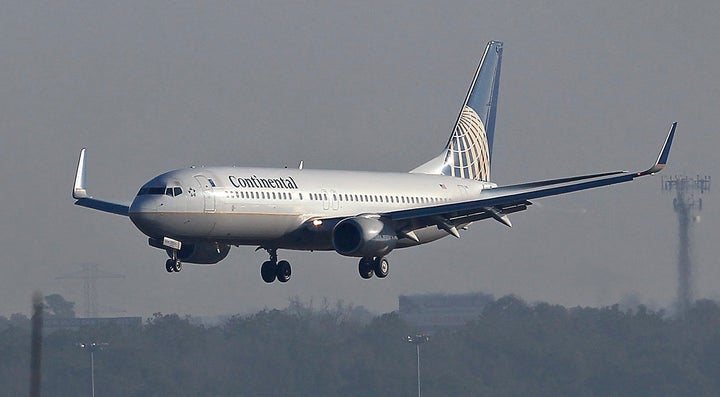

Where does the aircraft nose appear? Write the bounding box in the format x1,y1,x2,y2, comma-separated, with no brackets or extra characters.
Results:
129,195,157,214
129,196,161,236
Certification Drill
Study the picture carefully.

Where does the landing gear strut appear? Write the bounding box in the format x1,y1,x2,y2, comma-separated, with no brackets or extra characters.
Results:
260,248,292,283
358,256,389,279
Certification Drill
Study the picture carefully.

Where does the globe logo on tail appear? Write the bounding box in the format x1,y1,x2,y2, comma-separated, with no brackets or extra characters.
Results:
446,106,491,181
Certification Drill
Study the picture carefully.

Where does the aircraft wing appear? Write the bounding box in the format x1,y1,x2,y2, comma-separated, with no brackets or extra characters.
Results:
383,122,676,233
72,148,130,216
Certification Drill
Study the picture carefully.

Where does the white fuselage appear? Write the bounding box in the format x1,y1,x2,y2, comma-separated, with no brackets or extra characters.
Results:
128,167,494,251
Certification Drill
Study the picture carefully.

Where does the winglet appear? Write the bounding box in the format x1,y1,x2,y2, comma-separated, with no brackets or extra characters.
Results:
73,148,89,199
72,148,130,216
641,122,677,176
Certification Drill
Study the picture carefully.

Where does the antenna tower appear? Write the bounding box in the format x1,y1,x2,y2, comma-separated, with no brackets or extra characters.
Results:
56,264,125,318
661,175,711,315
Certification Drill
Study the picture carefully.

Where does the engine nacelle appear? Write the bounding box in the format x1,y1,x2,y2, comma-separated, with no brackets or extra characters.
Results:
174,242,230,264
332,216,397,257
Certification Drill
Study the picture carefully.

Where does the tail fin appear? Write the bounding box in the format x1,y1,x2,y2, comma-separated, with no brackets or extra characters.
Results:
411,41,503,182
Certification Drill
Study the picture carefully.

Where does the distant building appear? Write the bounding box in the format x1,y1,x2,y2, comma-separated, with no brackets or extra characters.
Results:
399,292,493,331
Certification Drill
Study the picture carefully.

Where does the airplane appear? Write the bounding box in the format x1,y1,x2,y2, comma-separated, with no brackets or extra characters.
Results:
72,41,677,283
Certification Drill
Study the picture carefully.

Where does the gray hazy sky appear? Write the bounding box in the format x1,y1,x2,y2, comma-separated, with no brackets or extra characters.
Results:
1,1,718,317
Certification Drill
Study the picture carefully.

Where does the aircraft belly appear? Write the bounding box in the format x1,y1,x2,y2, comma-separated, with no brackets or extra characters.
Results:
210,213,302,240
148,207,340,250
154,212,215,237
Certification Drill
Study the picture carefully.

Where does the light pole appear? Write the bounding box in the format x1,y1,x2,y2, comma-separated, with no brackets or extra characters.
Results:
405,334,430,397
79,342,108,397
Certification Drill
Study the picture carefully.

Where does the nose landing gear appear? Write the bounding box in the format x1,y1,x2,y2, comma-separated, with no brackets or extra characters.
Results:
165,258,182,273
165,248,182,273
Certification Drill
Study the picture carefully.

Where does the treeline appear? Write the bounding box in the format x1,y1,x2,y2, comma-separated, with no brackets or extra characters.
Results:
3,296,720,396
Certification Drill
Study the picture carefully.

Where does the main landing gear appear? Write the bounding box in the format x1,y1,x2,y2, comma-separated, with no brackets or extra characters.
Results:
358,256,389,279
260,248,292,283
258,251,390,282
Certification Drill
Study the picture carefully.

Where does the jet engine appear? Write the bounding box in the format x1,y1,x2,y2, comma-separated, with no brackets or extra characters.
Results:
332,216,397,257
174,242,231,264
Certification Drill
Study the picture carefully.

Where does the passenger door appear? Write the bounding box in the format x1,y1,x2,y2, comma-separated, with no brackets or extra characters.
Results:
194,175,216,213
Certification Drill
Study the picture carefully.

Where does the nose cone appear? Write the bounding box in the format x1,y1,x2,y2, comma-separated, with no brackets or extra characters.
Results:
129,196,161,238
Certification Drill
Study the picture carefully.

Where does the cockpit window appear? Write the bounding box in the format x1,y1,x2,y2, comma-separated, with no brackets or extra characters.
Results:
137,187,165,196
137,186,183,197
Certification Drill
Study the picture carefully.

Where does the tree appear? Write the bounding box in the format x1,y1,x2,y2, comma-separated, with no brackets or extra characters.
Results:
44,294,76,318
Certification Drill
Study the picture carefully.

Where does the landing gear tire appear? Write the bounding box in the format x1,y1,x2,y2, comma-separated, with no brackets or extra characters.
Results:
260,248,292,283
166,259,182,273
276,260,292,283
261,260,277,283
373,257,389,278
359,258,374,279
166,259,175,273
